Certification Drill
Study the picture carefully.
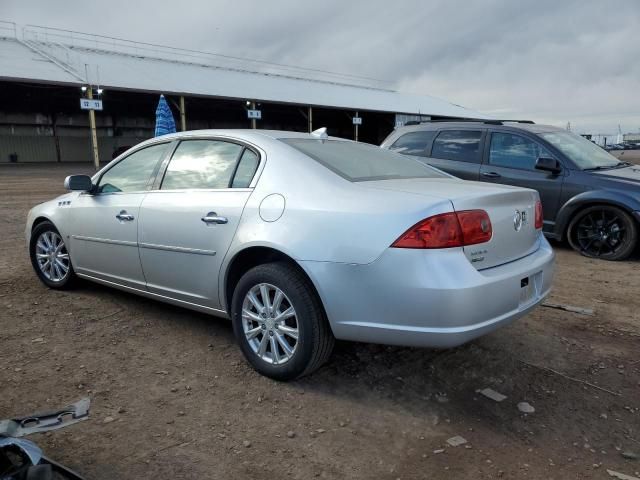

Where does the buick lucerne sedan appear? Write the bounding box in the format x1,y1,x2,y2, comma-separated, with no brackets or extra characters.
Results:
26,129,555,380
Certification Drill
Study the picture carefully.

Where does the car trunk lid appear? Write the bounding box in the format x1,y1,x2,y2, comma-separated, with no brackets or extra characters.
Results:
360,178,540,269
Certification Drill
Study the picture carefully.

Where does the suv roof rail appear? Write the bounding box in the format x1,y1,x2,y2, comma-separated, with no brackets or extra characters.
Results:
401,119,535,126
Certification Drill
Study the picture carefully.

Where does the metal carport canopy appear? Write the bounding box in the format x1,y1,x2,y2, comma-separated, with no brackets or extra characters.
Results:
0,29,488,118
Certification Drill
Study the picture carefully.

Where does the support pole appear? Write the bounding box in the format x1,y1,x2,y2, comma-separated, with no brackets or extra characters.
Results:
87,88,100,170
179,96,186,131
308,106,313,133
354,110,359,142
251,101,256,129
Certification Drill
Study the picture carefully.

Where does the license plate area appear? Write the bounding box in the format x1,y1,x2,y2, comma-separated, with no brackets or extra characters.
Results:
519,271,543,308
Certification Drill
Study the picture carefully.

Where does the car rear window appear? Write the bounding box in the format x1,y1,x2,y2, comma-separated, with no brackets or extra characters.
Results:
281,139,446,182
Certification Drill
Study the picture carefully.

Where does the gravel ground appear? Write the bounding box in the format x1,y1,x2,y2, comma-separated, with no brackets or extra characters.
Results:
1,163,639,479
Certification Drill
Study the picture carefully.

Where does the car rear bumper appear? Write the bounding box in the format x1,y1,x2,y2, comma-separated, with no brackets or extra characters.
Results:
301,235,555,348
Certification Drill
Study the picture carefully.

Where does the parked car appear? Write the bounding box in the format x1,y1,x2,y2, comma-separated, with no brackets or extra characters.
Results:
26,129,554,380
382,121,640,260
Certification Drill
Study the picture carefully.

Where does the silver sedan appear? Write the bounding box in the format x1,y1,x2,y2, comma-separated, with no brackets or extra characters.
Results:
26,129,555,380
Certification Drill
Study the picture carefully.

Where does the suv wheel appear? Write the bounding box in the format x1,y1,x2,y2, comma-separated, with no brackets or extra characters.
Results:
568,205,637,260
231,262,334,381
29,221,77,288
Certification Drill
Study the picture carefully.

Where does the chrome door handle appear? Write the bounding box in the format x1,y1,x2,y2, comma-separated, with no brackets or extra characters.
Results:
201,212,228,225
481,171,501,178
116,210,135,221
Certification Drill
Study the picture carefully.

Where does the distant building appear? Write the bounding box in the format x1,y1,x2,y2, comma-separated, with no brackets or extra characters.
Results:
0,21,488,163
623,133,640,144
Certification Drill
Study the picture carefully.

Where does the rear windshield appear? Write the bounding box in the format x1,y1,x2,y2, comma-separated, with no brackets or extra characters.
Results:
281,139,446,182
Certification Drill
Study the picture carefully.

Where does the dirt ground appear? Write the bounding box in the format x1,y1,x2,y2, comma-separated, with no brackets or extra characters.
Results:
1,163,639,480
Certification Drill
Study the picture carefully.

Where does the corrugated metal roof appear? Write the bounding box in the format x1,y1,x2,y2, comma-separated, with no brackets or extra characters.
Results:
0,22,488,118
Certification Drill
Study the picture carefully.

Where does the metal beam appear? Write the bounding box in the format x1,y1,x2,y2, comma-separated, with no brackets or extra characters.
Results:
308,106,313,133
87,88,100,170
179,96,186,131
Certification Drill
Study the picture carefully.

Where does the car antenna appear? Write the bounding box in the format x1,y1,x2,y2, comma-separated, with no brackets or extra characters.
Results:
311,127,328,140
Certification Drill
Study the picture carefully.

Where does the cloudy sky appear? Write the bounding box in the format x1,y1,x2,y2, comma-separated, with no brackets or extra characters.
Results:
4,0,639,134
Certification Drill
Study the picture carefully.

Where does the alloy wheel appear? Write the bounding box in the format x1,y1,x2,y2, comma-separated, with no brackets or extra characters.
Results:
574,208,627,257
35,231,70,282
241,283,299,365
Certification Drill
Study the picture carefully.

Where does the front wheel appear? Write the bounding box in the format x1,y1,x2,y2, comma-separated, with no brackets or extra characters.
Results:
231,262,334,380
29,221,77,289
567,205,637,260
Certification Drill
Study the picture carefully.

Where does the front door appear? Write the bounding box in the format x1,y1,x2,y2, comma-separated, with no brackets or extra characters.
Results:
69,142,170,288
479,131,564,232
138,139,260,309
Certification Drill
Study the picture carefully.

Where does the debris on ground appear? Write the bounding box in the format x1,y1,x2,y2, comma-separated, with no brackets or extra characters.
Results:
621,451,639,460
477,388,507,402
542,302,595,316
446,436,468,447
607,469,640,480
517,402,535,414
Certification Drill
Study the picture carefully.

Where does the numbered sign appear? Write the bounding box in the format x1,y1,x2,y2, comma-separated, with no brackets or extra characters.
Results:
352,117,362,125
80,99,103,111
247,109,262,120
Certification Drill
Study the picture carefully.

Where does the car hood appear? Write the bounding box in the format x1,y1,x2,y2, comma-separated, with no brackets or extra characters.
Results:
590,165,640,186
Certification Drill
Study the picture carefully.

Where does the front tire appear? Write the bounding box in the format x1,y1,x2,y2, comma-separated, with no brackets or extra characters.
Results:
231,262,334,381
29,221,77,289
567,205,637,260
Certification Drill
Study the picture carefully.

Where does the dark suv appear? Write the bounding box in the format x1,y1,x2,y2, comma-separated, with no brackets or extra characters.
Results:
381,121,640,260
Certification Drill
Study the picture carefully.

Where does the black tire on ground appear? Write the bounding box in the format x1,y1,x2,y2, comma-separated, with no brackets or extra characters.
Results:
231,262,334,381
567,205,638,261
29,221,77,289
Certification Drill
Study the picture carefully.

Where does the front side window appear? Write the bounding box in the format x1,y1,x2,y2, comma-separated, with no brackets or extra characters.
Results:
431,130,483,163
539,131,622,170
97,143,168,193
161,140,243,190
281,139,446,182
389,131,436,156
489,132,550,170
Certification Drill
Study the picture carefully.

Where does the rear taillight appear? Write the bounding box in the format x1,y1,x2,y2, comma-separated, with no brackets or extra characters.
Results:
535,200,543,230
391,210,492,249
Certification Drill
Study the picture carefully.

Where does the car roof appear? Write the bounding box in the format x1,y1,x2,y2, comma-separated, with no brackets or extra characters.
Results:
396,121,565,135
142,129,348,145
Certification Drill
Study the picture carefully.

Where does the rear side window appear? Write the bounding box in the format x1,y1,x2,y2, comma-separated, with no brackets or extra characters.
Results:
97,143,168,193
231,149,260,188
431,130,483,163
489,132,550,170
281,139,446,182
389,131,436,156
161,140,242,190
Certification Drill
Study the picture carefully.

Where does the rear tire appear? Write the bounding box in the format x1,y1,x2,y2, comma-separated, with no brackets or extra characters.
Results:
231,262,334,381
29,221,77,289
567,205,637,260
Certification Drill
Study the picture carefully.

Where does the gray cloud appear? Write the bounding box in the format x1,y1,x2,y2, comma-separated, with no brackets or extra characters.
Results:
3,0,639,134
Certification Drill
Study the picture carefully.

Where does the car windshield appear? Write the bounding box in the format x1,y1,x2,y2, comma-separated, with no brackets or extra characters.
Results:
281,139,446,182
539,131,623,170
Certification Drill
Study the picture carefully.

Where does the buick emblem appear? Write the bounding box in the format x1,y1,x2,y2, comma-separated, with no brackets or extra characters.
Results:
513,210,526,231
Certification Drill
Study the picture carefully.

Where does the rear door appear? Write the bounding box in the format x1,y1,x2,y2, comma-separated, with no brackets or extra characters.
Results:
479,131,564,230
425,129,485,180
138,139,261,309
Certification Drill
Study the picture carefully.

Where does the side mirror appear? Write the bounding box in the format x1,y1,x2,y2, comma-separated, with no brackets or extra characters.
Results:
535,156,562,174
64,175,93,192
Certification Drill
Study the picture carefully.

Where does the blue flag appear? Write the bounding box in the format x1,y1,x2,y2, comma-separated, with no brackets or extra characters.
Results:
154,94,176,137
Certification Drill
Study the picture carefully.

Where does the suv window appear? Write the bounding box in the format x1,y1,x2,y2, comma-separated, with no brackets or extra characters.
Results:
431,130,483,163
161,140,243,190
489,132,549,170
389,131,435,156
97,143,168,193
